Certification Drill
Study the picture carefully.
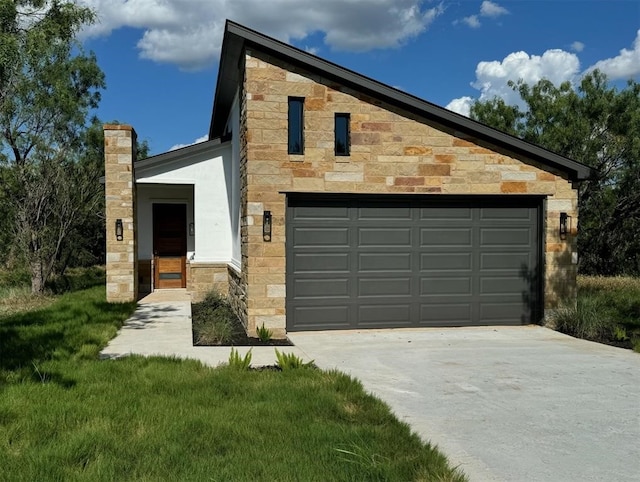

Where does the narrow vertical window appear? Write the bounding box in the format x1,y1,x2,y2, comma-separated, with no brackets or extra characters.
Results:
335,113,350,156
288,97,304,154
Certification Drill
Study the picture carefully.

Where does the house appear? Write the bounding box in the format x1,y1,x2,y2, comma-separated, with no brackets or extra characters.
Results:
104,20,592,337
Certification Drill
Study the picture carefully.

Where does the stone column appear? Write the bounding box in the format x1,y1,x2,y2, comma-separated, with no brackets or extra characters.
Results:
104,124,138,302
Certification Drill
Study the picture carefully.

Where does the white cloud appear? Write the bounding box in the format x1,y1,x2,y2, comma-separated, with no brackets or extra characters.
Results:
473,50,580,102
445,96,473,116
170,134,209,151
462,15,481,28
570,41,584,53
446,49,580,116
78,0,444,70
457,1,508,29
480,1,508,18
587,29,640,80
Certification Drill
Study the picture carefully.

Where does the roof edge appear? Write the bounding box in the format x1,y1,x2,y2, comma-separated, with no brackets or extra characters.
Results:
135,137,229,172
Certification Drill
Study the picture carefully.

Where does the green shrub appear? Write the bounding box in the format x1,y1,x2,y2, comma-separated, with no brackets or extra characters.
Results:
192,292,239,345
47,266,106,294
256,323,272,342
194,317,234,345
550,297,611,342
227,347,252,370
274,349,314,370
0,266,30,289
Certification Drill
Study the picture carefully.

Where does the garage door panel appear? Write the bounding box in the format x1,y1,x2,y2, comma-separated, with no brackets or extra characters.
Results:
480,228,532,247
293,278,349,298
293,227,349,247
421,252,472,271
481,207,534,220
481,276,528,295
358,277,412,297
481,252,532,270
358,304,412,325
358,228,411,247
291,205,350,220
358,205,412,220
421,277,472,295
359,253,412,271
420,207,472,220
293,253,350,273
287,196,540,331
480,303,529,323
421,228,472,247
420,303,472,322
291,306,350,328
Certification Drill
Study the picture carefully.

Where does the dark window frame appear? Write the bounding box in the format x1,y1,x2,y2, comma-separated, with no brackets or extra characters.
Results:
288,97,304,155
334,113,350,156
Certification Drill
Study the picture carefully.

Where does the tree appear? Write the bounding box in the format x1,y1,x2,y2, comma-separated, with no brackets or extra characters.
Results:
0,1,105,292
471,71,640,276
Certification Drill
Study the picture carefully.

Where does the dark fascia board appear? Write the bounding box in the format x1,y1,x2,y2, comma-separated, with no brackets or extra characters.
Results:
134,137,228,176
210,20,593,181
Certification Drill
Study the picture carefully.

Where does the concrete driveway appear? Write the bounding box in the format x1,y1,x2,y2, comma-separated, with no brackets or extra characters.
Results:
288,326,640,482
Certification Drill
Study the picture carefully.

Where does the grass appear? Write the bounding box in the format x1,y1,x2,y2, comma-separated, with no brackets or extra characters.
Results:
549,275,640,352
0,266,107,317
0,277,466,481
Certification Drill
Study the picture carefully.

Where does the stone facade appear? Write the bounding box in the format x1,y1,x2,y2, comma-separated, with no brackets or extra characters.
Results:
187,262,229,302
104,125,138,302
228,265,250,332
239,50,578,334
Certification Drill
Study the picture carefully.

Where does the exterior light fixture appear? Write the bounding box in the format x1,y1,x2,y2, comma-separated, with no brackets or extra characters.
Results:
263,211,272,242
115,219,124,241
189,222,195,236
559,212,571,240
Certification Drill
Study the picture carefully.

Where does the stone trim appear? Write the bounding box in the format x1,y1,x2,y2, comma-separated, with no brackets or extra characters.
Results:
105,124,138,302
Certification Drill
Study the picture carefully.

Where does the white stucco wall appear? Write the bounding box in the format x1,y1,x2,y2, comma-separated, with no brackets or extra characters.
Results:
135,142,233,263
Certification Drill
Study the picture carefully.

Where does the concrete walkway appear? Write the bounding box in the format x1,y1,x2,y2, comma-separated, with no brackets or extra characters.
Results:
100,290,309,367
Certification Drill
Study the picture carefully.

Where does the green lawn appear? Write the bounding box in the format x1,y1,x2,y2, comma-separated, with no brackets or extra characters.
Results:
0,284,466,481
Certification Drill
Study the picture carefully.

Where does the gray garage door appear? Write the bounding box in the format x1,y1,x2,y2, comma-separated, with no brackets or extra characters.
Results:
286,195,541,331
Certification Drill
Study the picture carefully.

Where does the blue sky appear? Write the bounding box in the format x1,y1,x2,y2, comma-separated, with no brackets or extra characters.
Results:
78,0,640,155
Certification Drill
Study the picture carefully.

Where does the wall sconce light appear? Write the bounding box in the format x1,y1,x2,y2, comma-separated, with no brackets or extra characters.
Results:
559,212,571,240
115,219,124,241
189,222,195,236
263,211,272,242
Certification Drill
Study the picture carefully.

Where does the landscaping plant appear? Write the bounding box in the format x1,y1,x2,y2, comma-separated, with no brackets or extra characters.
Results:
256,323,273,342
191,291,238,345
275,348,315,370
227,347,252,370
549,275,640,352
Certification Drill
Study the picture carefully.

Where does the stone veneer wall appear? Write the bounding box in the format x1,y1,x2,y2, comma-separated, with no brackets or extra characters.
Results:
104,125,138,302
238,50,578,333
187,262,229,302
236,67,251,331
227,265,248,331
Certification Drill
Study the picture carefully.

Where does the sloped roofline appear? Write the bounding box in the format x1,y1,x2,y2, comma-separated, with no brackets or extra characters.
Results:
210,20,593,181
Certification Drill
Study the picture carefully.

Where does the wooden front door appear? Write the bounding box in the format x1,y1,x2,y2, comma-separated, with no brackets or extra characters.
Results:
153,203,187,289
